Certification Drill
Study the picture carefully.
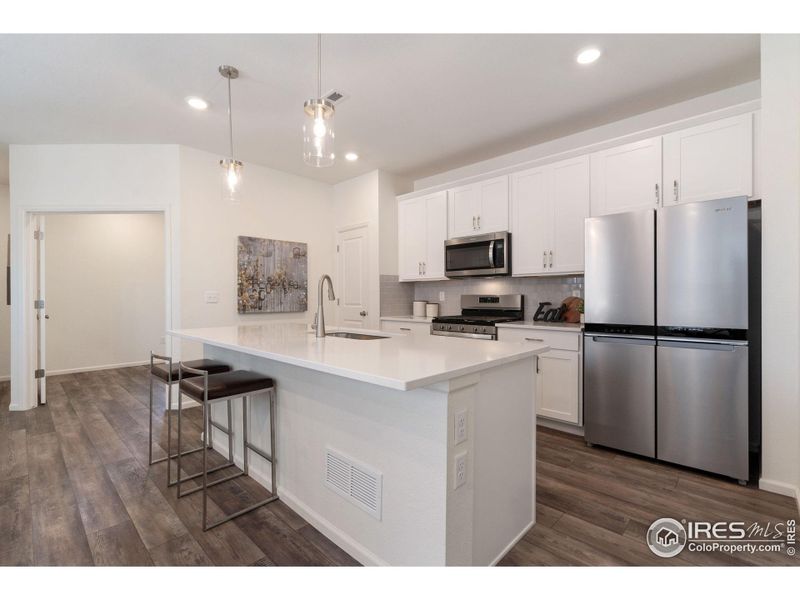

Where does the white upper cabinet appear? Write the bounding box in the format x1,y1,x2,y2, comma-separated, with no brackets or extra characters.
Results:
398,191,447,282
663,113,753,205
590,137,662,216
448,176,509,238
550,156,591,273
511,156,590,276
510,166,549,275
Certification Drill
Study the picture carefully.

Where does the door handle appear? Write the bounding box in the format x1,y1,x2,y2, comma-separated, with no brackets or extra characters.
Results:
542,251,546,269
549,250,553,268
488,240,495,268
359,310,367,317
673,180,679,202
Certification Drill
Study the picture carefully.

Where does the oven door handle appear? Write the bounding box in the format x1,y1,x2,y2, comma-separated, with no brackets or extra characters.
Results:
488,240,495,269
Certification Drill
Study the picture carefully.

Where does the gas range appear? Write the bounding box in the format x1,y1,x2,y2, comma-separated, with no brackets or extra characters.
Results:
431,294,524,340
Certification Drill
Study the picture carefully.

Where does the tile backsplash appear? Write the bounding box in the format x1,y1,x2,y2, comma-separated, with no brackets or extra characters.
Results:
380,274,583,321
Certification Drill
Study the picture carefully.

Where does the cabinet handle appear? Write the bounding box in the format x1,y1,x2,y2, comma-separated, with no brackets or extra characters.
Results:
654,183,659,205
423,261,426,275
535,355,540,374
472,216,476,230
549,250,553,268
525,337,545,342
673,180,679,203
418,262,422,276
400,327,411,331
477,215,481,229
542,251,547,269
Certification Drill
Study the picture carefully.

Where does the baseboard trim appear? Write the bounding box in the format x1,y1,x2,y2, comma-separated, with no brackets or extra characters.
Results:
490,519,535,566
46,360,150,377
758,477,800,513
537,416,584,437
210,436,386,566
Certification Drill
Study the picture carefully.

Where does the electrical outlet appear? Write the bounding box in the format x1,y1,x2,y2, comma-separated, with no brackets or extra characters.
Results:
204,291,220,304
454,409,468,445
453,452,467,490
439,291,446,302
571,288,582,298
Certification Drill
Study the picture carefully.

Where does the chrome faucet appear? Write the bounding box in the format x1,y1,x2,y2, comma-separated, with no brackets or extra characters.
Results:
315,274,336,338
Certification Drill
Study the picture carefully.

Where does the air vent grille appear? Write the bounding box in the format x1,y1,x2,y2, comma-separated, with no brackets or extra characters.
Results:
325,448,382,519
324,89,348,104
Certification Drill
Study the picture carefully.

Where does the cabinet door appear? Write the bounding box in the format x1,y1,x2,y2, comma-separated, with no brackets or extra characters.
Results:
476,175,509,233
510,167,551,275
663,113,753,206
397,198,426,281
447,184,479,239
536,350,580,424
423,191,448,279
550,156,590,274
590,137,662,216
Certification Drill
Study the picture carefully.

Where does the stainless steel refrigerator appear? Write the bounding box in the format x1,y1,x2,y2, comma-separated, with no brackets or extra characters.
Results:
583,196,755,483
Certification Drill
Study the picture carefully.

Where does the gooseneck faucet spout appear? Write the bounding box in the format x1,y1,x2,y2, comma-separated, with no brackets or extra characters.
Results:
315,274,336,338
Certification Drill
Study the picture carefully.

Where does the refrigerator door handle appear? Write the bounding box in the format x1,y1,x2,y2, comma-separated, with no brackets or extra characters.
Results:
658,339,747,351
589,334,655,344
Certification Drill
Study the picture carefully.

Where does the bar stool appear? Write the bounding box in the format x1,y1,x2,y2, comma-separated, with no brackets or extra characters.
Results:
148,352,231,487
177,364,278,531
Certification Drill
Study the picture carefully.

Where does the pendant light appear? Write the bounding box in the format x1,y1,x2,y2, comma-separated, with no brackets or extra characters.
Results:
219,65,243,203
303,34,335,167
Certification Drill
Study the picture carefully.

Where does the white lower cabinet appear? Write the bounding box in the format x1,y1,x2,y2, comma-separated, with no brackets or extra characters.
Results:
497,327,582,425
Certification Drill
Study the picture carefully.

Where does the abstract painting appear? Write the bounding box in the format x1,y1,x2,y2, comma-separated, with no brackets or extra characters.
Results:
237,236,308,313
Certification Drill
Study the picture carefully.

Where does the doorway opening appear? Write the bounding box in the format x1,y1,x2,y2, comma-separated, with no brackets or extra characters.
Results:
32,212,166,406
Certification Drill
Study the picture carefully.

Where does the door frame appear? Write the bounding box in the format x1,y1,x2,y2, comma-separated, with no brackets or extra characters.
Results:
335,221,376,330
10,204,178,411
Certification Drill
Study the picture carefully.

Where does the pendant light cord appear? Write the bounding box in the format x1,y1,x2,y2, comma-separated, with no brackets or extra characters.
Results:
227,74,234,159
317,33,322,99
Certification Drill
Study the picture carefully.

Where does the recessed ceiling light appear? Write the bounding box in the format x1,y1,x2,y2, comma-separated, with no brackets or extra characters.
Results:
576,47,601,65
185,96,209,110
345,152,359,162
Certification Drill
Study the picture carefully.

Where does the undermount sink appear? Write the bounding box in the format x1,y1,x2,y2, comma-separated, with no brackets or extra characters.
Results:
326,331,388,340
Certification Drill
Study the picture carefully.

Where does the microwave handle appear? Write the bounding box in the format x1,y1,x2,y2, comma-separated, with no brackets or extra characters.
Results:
488,240,496,268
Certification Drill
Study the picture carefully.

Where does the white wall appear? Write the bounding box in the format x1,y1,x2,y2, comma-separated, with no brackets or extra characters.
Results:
44,213,165,373
413,81,760,191
9,144,180,410
759,34,800,503
0,184,9,380
178,145,335,357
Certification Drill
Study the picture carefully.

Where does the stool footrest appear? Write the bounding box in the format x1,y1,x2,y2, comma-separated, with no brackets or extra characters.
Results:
177,470,245,498
203,495,279,531
149,445,204,466
244,440,274,463
170,461,235,488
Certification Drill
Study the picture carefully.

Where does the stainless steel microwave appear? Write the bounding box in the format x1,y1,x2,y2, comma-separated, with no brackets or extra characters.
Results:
444,231,511,278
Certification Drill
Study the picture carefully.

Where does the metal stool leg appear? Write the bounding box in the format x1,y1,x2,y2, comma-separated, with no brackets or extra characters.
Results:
270,387,277,497
148,361,154,465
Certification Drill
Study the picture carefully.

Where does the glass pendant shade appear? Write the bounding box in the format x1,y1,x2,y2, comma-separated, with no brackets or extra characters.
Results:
220,158,243,204
303,98,335,167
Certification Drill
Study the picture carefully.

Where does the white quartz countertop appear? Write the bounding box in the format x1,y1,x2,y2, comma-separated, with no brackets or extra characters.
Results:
169,322,547,391
379,315,433,323
497,321,584,333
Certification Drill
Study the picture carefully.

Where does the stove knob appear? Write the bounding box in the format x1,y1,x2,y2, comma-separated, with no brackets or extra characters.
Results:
459,325,465,332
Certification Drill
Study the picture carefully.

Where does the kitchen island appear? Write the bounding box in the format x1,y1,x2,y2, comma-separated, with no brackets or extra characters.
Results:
168,322,547,566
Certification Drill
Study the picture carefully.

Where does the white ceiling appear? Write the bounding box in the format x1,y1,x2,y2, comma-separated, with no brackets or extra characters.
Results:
0,34,759,185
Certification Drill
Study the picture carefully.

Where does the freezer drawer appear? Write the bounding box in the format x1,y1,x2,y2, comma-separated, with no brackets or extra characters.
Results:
584,334,656,457
585,209,655,328
657,340,749,481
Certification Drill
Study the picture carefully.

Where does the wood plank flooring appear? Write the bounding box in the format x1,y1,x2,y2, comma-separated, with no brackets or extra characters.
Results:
1,366,797,566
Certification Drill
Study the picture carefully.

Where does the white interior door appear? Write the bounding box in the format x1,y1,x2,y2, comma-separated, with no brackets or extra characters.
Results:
34,216,47,405
336,224,370,329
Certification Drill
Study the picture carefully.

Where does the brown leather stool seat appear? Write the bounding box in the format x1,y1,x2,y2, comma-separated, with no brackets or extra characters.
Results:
151,359,230,382
180,370,274,402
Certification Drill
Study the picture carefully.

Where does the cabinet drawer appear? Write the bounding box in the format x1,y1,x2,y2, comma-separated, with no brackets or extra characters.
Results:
380,321,431,335
497,327,581,351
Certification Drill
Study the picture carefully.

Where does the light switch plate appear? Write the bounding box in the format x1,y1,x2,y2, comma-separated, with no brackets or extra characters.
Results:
204,291,220,304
